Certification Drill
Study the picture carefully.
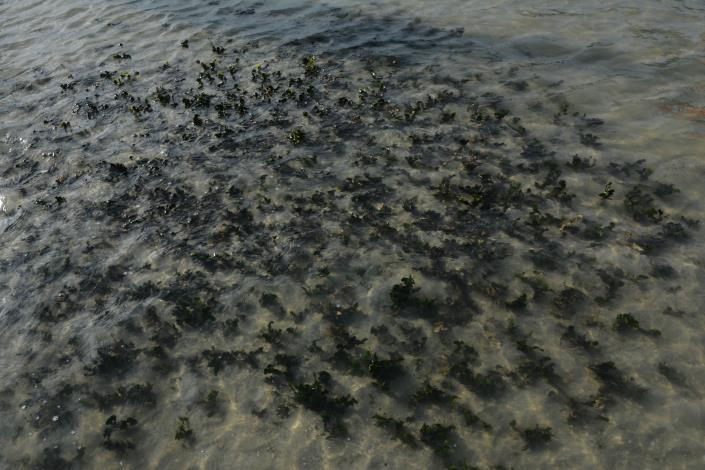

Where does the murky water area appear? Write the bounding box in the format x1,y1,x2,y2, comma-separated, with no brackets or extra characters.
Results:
1,1,705,468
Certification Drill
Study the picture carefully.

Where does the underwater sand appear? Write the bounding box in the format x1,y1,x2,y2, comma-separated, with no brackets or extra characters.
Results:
1,1,705,469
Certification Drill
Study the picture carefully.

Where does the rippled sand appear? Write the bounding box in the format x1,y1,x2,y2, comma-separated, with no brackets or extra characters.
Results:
1,1,705,469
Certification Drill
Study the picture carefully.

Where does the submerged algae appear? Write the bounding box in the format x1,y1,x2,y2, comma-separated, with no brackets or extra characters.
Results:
0,9,700,470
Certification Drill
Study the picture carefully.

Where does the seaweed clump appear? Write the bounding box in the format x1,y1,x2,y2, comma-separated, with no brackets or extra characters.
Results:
103,415,138,453
389,276,436,316
390,276,419,309
511,421,553,450
612,313,661,337
589,362,647,402
373,414,417,447
174,416,195,443
292,372,357,437
92,383,157,409
85,341,139,378
367,352,404,389
419,423,455,456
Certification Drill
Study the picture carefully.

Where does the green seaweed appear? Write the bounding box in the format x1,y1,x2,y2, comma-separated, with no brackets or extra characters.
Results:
599,182,615,199
302,55,319,76
288,128,305,145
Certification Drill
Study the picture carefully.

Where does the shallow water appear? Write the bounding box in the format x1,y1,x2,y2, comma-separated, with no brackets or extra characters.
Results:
1,1,705,469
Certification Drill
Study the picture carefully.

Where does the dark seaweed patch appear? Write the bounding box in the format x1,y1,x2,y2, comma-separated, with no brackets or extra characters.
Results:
413,380,456,406
373,414,418,447
511,421,553,450
552,287,587,312
174,416,195,443
419,423,455,456
103,415,138,453
92,383,157,409
291,373,357,437
561,326,598,351
450,366,507,399
85,341,139,378
170,296,216,328
390,276,419,310
657,363,687,387
612,313,660,337
456,404,491,431
624,186,663,224
589,362,647,402
32,446,84,470
202,347,262,374
367,352,404,390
